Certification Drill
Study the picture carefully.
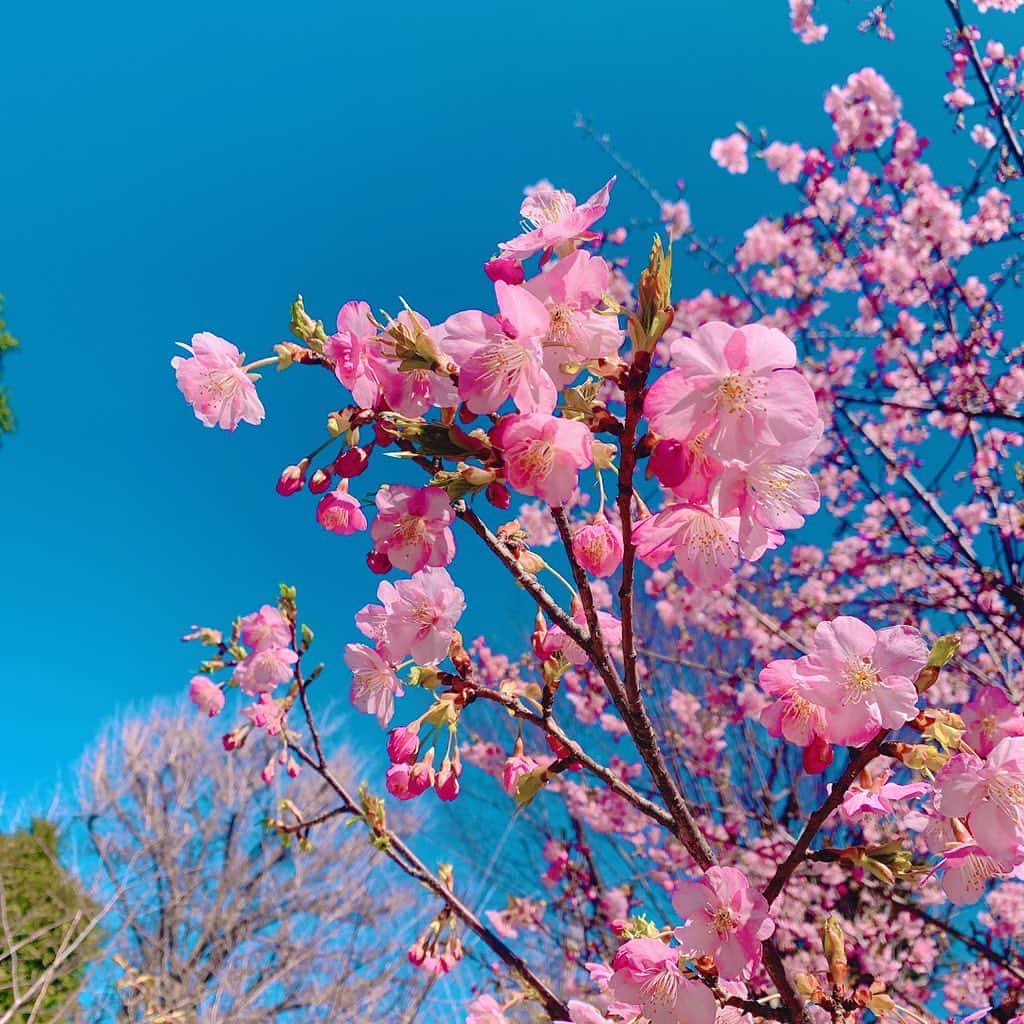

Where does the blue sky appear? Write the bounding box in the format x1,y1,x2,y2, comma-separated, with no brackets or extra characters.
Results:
0,0,960,809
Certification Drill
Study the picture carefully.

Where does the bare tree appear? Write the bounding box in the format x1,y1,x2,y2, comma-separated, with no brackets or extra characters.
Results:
70,706,410,1024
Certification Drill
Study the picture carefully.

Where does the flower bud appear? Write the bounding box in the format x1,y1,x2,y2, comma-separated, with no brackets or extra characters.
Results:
484,256,525,285
821,915,848,994
387,725,420,765
276,460,308,496
572,515,624,577
367,549,392,574
308,468,333,494
486,482,511,509
333,445,370,478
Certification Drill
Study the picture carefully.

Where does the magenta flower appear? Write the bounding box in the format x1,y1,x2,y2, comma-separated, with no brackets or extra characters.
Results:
937,844,1009,905
519,250,624,385
795,616,928,746
710,133,750,174
961,686,1024,757
609,938,716,1024
239,604,291,652
242,693,286,735
644,322,820,461
316,482,368,535
369,484,455,574
498,178,615,262
345,642,404,727
233,646,298,696
572,515,624,577
466,994,508,1024
324,300,381,409
838,765,929,818
365,567,466,665
440,306,556,415
758,657,831,751
672,866,774,979
369,309,459,417
634,504,741,590
935,737,1024,866
188,675,224,718
493,413,594,507
171,332,266,430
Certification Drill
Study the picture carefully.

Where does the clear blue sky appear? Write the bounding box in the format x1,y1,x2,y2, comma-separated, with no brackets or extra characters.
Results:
1,0,957,808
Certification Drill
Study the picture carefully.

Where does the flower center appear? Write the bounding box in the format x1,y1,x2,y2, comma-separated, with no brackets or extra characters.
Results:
709,906,739,937
639,967,681,1010
523,189,575,227
320,507,353,531
842,658,880,699
516,441,555,480
680,512,733,561
544,304,577,350
398,514,428,543
716,373,754,413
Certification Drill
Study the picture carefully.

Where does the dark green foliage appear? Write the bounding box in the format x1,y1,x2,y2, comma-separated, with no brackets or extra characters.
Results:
0,821,101,1022
0,296,18,437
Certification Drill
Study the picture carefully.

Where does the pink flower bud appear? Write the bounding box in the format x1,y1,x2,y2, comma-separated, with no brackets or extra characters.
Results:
486,482,511,509
483,256,525,285
434,756,461,802
367,549,392,574
316,481,367,535
308,468,333,494
386,751,435,800
276,462,307,496
387,725,420,765
803,735,834,775
189,675,225,718
222,728,245,751
333,445,370,478
286,757,301,778
571,515,624,577
260,758,276,784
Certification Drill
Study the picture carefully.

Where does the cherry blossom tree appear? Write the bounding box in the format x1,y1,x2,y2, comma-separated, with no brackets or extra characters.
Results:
167,2,1024,1022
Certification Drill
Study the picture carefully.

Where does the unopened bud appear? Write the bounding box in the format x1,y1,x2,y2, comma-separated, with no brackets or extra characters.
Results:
308,468,333,494
821,915,849,994
486,482,511,509
276,460,309,496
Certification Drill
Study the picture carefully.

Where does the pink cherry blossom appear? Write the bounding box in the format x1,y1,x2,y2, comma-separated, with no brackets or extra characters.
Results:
316,482,368,535
242,692,286,735
189,675,224,718
710,133,749,174
825,67,901,153
369,484,455,573
324,300,381,409
795,617,928,746
644,322,821,461
519,250,624,383
466,994,508,1024
362,567,466,665
440,306,556,415
572,516,624,577
239,604,291,652
935,737,1024,866
609,938,716,1024
498,178,615,262
554,1001,613,1024
634,504,741,589
171,332,266,430
672,866,774,979
344,642,404,727
758,657,831,754
838,764,929,818
493,413,594,507
369,309,459,417
961,686,1024,757
232,646,298,696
